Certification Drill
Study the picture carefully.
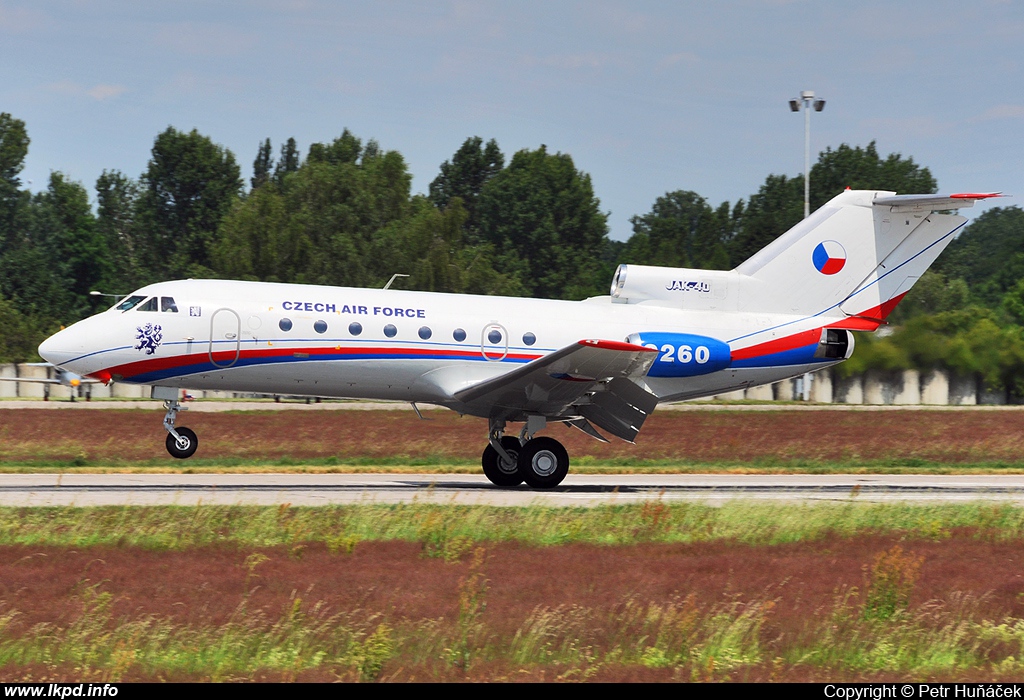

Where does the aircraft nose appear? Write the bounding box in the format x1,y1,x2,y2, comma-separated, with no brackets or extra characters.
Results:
38,327,80,366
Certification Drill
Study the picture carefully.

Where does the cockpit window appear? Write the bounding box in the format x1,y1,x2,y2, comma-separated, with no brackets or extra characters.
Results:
137,297,159,312
115,295,146,312
161,297,178,313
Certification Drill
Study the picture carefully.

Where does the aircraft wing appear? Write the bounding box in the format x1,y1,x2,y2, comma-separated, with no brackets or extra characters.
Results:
454,339,660,442
0,376,63,385
0,367,100,387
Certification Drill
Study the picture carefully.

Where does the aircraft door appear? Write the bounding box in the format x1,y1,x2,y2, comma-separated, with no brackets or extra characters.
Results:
481,323,509,362
209,308,241,368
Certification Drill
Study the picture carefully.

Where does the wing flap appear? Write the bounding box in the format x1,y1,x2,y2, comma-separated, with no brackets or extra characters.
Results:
454,339,659,428
578,377,660,443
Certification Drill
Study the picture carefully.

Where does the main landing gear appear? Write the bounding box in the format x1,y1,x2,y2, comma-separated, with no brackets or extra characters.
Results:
162,398,198,459
482,418,569,489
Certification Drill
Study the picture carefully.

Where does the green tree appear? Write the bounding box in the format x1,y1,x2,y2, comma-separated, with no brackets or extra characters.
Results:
934,206,1024,307
624,190,732,270
214,130,413,288
95,170,141,294
39,172,107,309
273,137,300,185
368,197,524,296
728,143,938,267
135,127,243,280
887,270,970,324
0,173,105,323
429,137,505,241
476,145,609,299
0,295,48,362
251,138,273,190
728,174,803,266
0,113,29,238
809,142,936,207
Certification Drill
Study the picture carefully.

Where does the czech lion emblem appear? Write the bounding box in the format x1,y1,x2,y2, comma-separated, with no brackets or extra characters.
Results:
135,323,163,355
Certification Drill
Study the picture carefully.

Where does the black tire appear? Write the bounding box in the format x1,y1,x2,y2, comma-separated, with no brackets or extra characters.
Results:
518,436,569,489
165,427,198,459
482,437,524,486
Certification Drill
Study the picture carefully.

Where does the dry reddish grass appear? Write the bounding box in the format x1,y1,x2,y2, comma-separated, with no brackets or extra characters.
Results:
1,407,1024,465
2,536,1024,681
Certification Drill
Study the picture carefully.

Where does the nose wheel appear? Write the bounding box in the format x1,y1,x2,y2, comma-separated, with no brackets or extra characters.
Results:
162,398,199,459
166,427,198,459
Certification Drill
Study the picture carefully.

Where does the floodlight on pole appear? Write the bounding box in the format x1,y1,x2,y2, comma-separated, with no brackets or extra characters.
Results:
789,90,826,219
788,90,827,404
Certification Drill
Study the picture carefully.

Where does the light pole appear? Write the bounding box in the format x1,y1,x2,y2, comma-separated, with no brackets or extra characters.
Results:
788,90,826,219
788,91,826,402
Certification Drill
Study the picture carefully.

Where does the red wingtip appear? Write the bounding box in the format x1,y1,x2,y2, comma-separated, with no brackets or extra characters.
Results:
579,339,657,352
949,192,1003,199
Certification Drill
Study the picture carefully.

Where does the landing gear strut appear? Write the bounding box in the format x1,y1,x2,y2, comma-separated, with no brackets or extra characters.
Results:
162,399,198,459
481,418,569,489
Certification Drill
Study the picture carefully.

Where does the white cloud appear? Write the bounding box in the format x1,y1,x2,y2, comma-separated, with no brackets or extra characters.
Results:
154,22,257,57
522,52,620,71
86,84,127,101
858,116,950,140
975,104,1024,121
0,3,47,33
46,80,127,101
658,52,700,69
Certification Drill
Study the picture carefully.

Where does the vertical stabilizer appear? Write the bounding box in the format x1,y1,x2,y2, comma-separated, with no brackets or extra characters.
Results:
734,190,996,322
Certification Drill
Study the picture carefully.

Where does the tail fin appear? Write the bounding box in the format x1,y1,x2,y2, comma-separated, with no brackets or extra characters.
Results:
734,190,1000,325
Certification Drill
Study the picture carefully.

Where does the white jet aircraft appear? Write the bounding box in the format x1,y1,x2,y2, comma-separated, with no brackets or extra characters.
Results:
37,190,999,488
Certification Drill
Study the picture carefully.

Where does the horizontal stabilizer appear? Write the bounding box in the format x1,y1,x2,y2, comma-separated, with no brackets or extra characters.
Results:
874,192,1003,212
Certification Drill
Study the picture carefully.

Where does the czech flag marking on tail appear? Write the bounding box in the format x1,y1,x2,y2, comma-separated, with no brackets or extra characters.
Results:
812,240,847,275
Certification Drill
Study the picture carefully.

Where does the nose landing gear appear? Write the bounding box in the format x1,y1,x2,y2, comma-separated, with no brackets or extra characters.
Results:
482,418,569,489
162,398,199,459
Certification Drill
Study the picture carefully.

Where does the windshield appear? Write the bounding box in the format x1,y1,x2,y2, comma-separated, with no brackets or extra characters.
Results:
115,295,146,312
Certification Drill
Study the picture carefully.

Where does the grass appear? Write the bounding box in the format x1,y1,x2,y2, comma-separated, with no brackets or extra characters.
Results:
4,565,1024,681
4,503,1024,680
0,501,1023,550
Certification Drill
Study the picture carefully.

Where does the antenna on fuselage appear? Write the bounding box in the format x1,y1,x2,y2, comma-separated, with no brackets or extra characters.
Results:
383,274,409,290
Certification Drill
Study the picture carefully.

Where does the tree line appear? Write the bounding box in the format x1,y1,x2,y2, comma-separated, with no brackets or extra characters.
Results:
1,112,1023,397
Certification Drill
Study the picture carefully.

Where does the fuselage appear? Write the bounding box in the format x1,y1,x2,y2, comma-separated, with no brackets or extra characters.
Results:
38,278,847,417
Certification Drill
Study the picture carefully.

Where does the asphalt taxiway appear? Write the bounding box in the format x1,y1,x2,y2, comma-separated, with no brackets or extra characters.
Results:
1,473,1022,507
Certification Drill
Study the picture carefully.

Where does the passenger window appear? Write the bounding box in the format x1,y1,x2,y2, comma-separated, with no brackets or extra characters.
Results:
314,320,328,334
453,328,467,342
161,297,178,313
383,324,397,338
279,318,293,332
523,332,537,346
138,297,158,312
349,322,363,336
487,329,502,344
418,326,432,340
115,295,146,312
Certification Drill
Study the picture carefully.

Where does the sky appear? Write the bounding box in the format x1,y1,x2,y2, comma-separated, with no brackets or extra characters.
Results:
1,0,1021,241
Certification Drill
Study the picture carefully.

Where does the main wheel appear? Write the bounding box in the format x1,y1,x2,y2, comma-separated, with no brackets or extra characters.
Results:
518,437,569,489
482,437,524,486
165,427,198,459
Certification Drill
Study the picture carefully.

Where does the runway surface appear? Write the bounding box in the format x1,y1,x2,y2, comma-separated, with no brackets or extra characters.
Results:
3,399,1024,411
2,473,1023,507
